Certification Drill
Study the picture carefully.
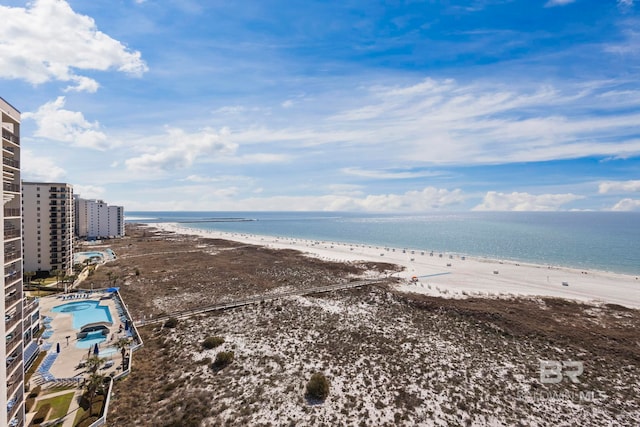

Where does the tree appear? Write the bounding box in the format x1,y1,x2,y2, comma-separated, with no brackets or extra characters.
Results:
24,271,36,286
85,372,105,416
106,271,119,287
85,355,103,374
63,275,75,292
51,269,64,291
115,338,131,371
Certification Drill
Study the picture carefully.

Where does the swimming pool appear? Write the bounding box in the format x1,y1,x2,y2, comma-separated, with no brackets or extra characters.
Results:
52,301,113,329
76,330,107,349
100,347,118,357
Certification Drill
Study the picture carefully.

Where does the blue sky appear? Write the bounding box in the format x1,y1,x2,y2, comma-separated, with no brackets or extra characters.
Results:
1,0,639,212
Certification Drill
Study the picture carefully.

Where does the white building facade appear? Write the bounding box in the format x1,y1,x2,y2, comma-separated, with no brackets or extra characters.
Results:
22,182,74,276
2,96,25,427
74,197,124,239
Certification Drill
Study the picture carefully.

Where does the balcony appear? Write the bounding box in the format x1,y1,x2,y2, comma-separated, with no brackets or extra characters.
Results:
4,251,21,263
5,313,21,332
7,386,24,422
2,156,19,169
2,128,20,145
7,371,23,403
3,144,15,153
5,288,22,307
3,208,20,217
4,228,20,240
5,331,20,354
5,270,21,287
23,298,39,315
3,182,20,193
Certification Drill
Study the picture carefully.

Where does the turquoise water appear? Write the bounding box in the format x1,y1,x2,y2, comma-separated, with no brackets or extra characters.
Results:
128,211,640,275
76,330,107,349
100,347,118,357
52,301,113,329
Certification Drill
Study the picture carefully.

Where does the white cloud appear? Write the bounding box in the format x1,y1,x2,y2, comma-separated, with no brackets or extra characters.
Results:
598,180,640,194
545,0,576,7
63,76,100,93
281,100,294,108
225,153,291,164
72,184,106,199
120,185,466,212
183,174,255,185
124,127,238,172
22,97,108,150
21,149,66,182
0,0,147,91
326,184,364,197
341,187,466,212
610,198,640,211
342,167,441,179
617,0,634,8
231,78,640,166
473,191,584,211
214,106,248,114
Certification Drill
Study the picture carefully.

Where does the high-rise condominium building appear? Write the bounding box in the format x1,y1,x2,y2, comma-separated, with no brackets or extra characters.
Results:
2,96,24,427
74,197,124,239
22,182,74,277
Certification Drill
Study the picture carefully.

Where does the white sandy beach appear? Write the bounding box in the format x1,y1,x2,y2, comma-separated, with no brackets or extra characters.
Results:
151,222,640,309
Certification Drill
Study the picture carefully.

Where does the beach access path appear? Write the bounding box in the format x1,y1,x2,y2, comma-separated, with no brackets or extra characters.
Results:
136,278,383,326
153,222,640,309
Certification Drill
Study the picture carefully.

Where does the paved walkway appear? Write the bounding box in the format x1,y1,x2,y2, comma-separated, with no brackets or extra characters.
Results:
138,278,383,326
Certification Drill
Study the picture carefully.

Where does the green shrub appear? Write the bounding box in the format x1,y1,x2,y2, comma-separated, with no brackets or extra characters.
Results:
202,336,224,349
164,317,178,328
212,351,234,370
305,372,330,402
32,403,51,424
198,357,212,365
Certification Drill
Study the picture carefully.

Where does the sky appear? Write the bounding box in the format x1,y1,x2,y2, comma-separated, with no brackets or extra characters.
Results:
1,0,639,212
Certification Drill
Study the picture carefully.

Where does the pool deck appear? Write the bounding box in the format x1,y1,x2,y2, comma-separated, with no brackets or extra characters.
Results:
36,292,129,382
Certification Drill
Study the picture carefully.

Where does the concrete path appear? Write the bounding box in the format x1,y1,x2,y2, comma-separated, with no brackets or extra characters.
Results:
137,278,385,326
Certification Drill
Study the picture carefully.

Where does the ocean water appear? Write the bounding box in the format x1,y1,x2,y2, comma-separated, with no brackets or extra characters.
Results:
127,211,640,275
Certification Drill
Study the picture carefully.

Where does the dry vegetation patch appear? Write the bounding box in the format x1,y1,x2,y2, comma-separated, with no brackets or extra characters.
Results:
103,225,639,426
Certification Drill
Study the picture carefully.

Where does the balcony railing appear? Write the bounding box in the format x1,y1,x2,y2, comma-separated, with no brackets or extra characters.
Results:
5,332,20,354
4,229,20,240
7,371,23,402
3,208,20,217
2,157,19,168
5,291,22,308
2,128,20,145
4,251,21,263
3,183,20,193
6,383,24,421
5,314,21,334
5,272,21,287
23,298,39,315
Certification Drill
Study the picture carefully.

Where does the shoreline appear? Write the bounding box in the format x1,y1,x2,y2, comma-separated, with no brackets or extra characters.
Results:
144,222,640,309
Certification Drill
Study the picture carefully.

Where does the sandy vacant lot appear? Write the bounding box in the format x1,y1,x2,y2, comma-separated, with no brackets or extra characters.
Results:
87,225,638,426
